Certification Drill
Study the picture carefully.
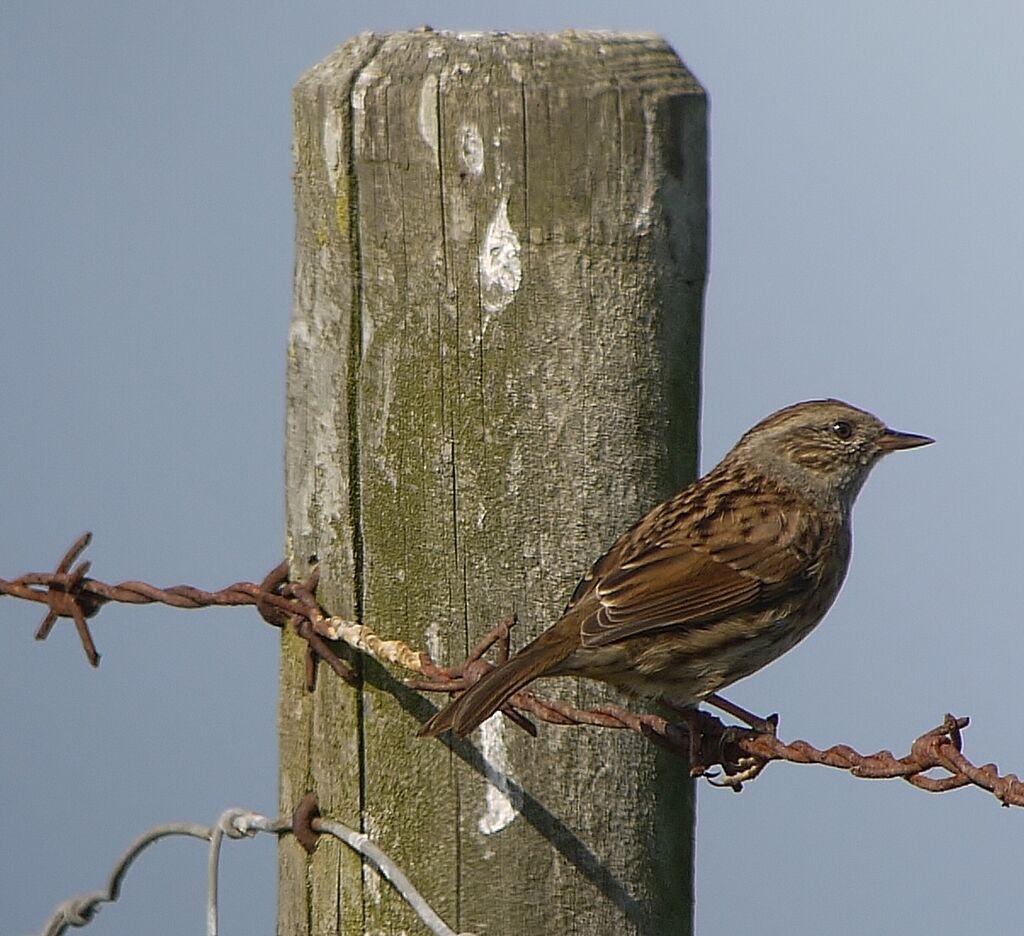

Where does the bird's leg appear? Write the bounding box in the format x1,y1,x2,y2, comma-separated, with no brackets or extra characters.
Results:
703,693,778,735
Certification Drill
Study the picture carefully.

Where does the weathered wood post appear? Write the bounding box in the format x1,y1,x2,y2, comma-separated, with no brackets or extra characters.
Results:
281,29,706,935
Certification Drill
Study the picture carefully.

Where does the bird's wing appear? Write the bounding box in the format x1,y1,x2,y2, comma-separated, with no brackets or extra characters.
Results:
576,493,826,648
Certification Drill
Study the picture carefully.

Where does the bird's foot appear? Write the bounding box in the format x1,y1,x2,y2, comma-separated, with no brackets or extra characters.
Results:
660,700,774,789
706,750,769,790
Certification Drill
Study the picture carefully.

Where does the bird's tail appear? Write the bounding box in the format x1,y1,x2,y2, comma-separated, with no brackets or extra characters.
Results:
418,632,574,738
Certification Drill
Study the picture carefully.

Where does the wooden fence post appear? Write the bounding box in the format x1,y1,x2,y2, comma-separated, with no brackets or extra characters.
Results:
281,29,707,935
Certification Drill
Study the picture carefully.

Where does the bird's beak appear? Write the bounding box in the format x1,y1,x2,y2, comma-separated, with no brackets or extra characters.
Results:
877,428,935,452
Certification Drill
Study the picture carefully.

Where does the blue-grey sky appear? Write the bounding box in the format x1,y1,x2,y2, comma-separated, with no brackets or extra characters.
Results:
2,2,1021,934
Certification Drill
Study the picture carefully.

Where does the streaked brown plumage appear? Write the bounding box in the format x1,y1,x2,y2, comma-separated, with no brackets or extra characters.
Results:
420,399,932,738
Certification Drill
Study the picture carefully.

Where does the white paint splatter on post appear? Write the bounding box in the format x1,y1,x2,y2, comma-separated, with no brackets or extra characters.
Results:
350,63,387,157
634,102,658,233
425,620,442,661
477,718,520,835
457,124,484,176
322,109,344,193
480,197,522,316
418,74,439,156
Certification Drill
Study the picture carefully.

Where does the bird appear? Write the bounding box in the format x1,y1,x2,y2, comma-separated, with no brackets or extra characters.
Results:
419,399,932,738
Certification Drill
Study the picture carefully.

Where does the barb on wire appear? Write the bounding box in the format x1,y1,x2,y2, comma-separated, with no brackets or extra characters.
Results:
0,533,370,685
37,799,471,936
7,535,1022,807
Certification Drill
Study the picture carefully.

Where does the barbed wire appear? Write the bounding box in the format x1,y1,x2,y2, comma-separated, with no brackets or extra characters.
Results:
5,533,1022,806
0,533,360,684
408,618,1024,804
36,795,471,936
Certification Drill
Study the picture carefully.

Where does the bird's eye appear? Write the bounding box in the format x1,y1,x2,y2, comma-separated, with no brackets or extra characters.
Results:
831,420,853,439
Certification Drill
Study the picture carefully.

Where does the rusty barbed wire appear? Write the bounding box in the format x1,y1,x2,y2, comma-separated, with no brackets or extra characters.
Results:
5,534,1022,806
409,620,1024,807
1,533,367,684
37,797,471,936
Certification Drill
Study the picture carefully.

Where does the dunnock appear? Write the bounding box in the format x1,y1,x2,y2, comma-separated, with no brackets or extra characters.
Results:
420,399,932,738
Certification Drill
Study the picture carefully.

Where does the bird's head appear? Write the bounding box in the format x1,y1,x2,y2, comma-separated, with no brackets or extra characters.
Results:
731,399,933,507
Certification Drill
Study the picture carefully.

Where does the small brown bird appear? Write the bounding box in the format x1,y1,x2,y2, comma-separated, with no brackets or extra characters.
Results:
420,399,933,738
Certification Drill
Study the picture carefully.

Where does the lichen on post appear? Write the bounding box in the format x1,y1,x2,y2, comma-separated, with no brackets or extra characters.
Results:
283,28,706,935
